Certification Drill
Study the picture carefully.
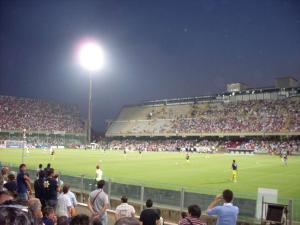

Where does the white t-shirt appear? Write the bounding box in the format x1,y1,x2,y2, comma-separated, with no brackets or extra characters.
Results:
56,193,72,217
96,169,103,181
115,203,135,218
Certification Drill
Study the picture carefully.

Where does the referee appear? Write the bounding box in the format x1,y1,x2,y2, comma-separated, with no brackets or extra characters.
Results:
232,160,238,182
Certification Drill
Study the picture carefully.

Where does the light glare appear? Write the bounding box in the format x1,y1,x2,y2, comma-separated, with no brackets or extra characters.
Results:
78,42,104,72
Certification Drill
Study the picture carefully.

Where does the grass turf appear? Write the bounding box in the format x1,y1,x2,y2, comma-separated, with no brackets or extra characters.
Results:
0,148,299,200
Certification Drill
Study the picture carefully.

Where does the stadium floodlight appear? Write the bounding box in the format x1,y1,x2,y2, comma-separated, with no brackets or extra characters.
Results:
78,41,104,72
78,40,104,144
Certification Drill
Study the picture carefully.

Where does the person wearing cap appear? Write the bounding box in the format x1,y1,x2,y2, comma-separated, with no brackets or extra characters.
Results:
3,171,17,193
115,196,135,220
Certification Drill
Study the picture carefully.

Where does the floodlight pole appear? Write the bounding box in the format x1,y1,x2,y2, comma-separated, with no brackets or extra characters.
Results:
87,74,93,144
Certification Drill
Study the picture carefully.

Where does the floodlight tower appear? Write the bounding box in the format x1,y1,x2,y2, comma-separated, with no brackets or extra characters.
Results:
78,41,104,144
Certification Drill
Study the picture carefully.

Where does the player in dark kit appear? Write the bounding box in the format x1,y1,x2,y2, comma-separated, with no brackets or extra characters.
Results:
186,153,190,163
232,160,238,182
283,154,288,166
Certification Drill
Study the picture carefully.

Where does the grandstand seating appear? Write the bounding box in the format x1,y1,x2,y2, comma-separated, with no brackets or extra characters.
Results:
0,95,86,145
0,95,85,133
106,97,300,136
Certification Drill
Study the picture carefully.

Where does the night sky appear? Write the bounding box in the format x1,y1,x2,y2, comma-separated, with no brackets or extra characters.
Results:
0,0,300,131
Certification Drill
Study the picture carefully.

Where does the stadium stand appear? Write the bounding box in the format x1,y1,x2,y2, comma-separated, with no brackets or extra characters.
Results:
106,87,300,136
0,95,86,146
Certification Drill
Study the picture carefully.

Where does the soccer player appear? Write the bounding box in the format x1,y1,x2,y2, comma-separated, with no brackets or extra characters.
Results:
25,145,30,154
50,147,55,161
186,153,190,163
95,165,103,182
232,160,238,182
283,154,288,166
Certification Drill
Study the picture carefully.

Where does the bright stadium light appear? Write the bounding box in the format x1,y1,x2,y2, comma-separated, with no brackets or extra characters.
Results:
78,41,104,72
77,40,104,144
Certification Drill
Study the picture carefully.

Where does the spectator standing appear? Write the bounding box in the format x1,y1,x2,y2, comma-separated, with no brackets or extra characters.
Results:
34,170,46,207
67,186,78,215
44,163,51,176
207,189,239,225
139,199,160,225
4,171,17,193
56,184,74,218
16,164,32,201
115,196,135,220
88,180,109,225
179,205,206,225
36,164,43,179
44,168,60,208
0,167,9,191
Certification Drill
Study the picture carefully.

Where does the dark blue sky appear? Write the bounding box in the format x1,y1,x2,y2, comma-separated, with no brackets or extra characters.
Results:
0,0,300,131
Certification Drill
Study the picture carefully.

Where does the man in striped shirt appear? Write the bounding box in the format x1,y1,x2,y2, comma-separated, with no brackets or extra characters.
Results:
115,196,135,220
179,205,206,225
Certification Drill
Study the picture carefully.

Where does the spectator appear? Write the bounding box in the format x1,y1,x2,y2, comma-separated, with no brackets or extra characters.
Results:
0,202,35,225
45,164,51,176
207,189,239,225
44,168,60,208
115,196,135,220
88,180,109,225
4,171,17,194
139,199,160,225
42,206,57,225
66,186,78,215
57,216,69,225
181,212,187,219
0,191,13,204
36,164,43,179
34,170,46,207
0,166,9,191
16,164,32,201
28,197,43,223
70,214,90,225
179,205,206,225
115,217,140,225
56,184,73,218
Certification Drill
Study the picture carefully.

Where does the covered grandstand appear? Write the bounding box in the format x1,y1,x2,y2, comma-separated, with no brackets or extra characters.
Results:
106,85,300,137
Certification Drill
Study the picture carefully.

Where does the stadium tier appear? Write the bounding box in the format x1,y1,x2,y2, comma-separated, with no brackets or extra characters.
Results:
106,87,300,137
0,95,86,146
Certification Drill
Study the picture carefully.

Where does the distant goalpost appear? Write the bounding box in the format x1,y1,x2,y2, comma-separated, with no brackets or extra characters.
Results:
4,140,26,148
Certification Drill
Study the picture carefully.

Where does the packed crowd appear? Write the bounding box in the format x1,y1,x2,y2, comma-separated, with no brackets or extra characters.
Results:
108,97,300,135
172,99,300,133
0,164,239,225
0,95,85,134
98,138,300,154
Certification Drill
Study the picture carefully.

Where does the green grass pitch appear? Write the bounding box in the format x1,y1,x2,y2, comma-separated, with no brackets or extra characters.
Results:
0,148,299,200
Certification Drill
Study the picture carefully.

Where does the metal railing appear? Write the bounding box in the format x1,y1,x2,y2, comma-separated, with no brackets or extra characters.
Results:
2,162,299,223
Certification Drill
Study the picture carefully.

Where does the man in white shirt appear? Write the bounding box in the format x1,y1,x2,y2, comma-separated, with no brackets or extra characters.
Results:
88,180,109,225
56,184,74,218
115,196,135,220
95,165,103,182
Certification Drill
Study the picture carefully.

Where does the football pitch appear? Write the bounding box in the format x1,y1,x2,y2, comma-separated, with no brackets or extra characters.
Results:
1,148,300,200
